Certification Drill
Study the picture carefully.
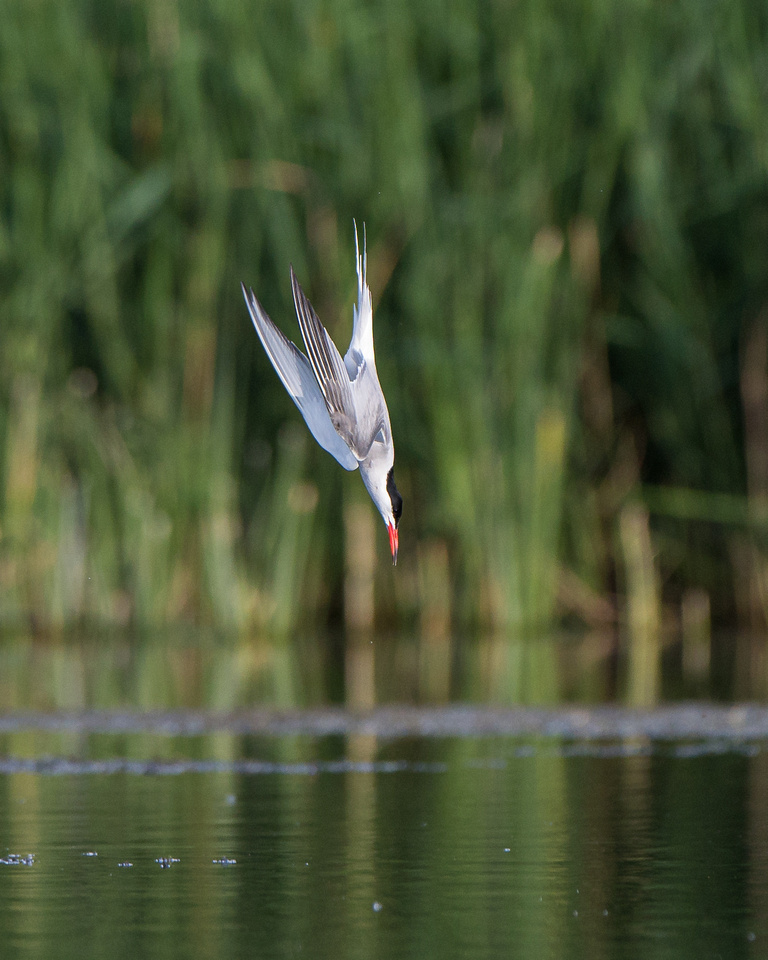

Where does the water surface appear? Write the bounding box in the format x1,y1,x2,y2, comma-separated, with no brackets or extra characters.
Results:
0,633,765,958
0,729,765,959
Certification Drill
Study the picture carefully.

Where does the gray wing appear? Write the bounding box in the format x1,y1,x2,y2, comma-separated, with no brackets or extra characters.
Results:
291,268,385,461
241,283,359,471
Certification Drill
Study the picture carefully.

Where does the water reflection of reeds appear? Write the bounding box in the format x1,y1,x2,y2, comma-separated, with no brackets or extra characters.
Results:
0,631,761,712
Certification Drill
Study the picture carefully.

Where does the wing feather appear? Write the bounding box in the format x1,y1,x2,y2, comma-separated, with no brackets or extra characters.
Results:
290,267,370,458
241,283,358,471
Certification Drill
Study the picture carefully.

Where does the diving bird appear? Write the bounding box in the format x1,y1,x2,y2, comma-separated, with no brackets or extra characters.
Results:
241,224,402,563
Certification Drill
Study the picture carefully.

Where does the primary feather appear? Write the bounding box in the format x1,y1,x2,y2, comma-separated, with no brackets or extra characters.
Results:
241,284,359,470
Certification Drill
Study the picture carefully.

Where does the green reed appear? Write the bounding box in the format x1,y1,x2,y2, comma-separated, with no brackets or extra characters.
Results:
1,0,768,652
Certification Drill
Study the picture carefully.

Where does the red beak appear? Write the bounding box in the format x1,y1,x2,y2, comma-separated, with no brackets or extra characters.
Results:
387,522,399,566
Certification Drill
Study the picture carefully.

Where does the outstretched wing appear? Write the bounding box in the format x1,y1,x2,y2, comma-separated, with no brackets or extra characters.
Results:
291,267,381,461
241,283,358,471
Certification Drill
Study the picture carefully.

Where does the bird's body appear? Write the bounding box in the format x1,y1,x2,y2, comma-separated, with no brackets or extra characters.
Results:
242,224,402,562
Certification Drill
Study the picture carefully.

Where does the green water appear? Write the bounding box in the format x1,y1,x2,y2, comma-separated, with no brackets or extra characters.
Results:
0,632,763,957
0,737,763,959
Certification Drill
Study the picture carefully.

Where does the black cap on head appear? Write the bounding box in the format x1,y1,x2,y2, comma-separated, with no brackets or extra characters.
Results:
386,467,402,528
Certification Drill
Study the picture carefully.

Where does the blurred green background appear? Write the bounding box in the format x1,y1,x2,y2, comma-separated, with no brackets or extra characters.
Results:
2,0,768,674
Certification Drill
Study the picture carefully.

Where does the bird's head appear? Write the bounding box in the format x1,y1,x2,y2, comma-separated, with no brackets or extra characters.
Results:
360,460,403,565
385,466,403,565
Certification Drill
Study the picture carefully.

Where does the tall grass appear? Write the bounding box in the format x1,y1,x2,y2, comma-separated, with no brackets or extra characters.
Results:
1,0,768,644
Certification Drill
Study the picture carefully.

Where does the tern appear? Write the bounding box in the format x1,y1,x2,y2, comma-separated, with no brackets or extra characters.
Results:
241,224,402,563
